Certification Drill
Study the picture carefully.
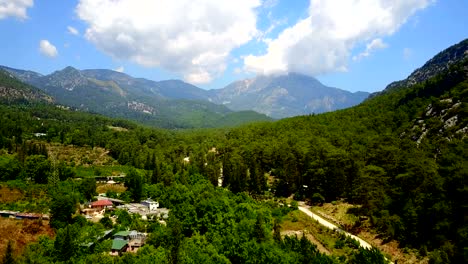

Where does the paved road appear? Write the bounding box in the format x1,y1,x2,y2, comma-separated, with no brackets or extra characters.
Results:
298,205,393,264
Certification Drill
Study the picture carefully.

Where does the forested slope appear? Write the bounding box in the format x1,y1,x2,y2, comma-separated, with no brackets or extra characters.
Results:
216,58,468,263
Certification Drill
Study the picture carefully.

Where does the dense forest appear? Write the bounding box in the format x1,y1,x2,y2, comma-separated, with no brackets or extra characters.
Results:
0,51,467,263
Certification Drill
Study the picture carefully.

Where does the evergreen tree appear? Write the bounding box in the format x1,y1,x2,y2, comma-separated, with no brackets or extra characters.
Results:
2,240,15,264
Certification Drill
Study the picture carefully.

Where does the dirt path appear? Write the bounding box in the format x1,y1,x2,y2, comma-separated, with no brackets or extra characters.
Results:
298,205,394,264
281,230,331,255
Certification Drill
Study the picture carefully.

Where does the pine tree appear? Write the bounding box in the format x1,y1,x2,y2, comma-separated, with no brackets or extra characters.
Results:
2,240,15,264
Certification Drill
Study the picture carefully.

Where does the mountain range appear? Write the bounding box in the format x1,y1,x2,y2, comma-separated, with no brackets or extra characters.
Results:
0,65,369,126
2,39,467,129
0,66,272,128
207,73,369,118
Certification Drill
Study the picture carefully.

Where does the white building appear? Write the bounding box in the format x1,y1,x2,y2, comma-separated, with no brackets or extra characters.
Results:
141,199,159,211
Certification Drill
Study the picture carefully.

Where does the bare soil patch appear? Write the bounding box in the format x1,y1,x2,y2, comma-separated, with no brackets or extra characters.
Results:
0,218,54,260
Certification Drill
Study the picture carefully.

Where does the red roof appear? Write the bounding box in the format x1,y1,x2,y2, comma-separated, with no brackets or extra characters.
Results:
91,200,113,207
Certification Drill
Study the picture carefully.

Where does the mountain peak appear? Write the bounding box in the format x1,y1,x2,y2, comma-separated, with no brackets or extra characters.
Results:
60,66,79,73
210,73,369,118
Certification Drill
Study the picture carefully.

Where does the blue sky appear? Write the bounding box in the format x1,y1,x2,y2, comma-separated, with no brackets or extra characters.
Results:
0,0,466,92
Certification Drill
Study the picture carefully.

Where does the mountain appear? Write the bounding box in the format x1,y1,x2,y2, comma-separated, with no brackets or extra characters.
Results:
0,69,52,104
209,73,369,119
377,38,468,95
0,65,367,124
0,66,270,128
0,65,44,84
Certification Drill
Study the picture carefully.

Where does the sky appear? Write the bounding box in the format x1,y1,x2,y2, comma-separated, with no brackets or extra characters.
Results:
0,0,467,92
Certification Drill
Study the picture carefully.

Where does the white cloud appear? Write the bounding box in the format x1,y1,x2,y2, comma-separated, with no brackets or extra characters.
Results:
256,12,288,43
0,0,33,20
353,38,388,61
76,0,260,84
114,66,124,73
67,26,79,36
244,0,432,76
39,40,58,58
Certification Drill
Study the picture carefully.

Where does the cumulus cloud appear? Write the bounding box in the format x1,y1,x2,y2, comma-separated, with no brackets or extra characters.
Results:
244,0,432,76
39,40,58,58
353,38,388,61
67,26,79,36
0,0,33,20
76,0,260,84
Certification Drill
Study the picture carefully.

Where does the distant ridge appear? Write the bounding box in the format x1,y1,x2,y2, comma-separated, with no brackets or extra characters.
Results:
209,73,369,119
0,66,271,128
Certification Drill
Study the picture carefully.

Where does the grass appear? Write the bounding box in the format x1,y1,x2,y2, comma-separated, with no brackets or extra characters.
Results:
74,165,130,178
96,183,127,195
311,201,359,227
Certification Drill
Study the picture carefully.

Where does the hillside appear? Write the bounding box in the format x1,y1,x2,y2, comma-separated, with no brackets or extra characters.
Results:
0,70,52,104
216,51,468,263
377,38,468,94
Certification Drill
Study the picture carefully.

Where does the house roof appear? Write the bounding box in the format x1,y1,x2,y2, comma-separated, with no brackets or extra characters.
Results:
91,200,113,207
111,239,128,251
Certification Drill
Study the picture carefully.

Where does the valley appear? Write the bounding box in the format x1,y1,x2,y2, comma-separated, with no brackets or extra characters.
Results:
0,33,466,264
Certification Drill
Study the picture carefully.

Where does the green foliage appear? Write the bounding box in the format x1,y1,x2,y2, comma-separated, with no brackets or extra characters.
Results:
99,216,113,229
54,225,79,262
50,191,77,229
25,155,51,184
79,177,97,201
348,247,389,264
124,168,144,202
57,162,75,181
0,155,22,181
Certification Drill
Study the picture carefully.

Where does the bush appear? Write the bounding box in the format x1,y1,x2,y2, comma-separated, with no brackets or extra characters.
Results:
290,200,298,210
311,193,325,205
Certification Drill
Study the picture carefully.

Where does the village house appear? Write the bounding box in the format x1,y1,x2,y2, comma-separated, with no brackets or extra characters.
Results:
141,198,159,211
90,199,113,210
110,230,147,255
